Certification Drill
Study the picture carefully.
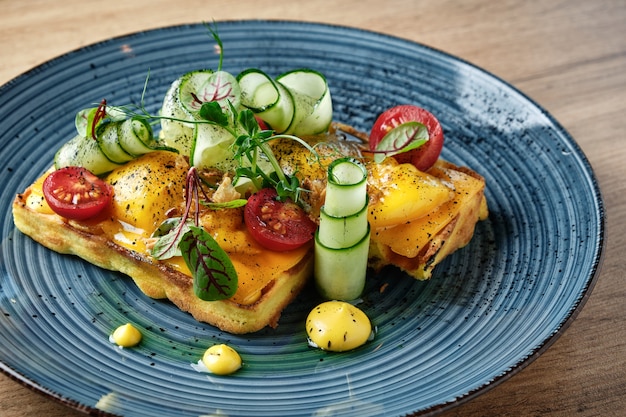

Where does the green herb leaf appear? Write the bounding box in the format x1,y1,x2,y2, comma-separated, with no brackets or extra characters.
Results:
180,226,238,301
374,121,429,163
273,172,301,202
199,101,229,127
238,109,260,137
229,112,314,203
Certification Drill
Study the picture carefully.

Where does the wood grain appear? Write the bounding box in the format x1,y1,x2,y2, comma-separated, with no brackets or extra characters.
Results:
1,0,625,416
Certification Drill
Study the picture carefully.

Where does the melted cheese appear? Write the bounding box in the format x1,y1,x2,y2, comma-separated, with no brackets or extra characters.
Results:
371,162,486,258
367,162,454,229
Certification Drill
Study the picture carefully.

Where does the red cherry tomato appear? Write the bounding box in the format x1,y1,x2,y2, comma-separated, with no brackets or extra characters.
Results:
42,166,113,220
244,188,317,252
369,105,444,171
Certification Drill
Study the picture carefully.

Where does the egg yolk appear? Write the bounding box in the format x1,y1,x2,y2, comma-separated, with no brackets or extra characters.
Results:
202,344,242,375
111,323,142,348
306,301,372,352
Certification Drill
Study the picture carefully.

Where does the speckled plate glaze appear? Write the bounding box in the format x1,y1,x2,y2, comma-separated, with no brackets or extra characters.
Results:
0,21,604,417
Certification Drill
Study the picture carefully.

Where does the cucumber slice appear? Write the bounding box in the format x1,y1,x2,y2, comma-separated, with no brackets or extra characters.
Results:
160,77,196,155
277,69,333,136
74,108,93,137
190,121,237,170
117,117,157,156
95,121,134,164
317,197,369,249
314,158,370,301
54,134,122,175
161,70,241,157
314,226,371,301
324,157,368,216
74,106,126,138
237,68,295,133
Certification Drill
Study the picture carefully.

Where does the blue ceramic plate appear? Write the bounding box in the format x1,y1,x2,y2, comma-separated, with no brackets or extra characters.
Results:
0,21,604,416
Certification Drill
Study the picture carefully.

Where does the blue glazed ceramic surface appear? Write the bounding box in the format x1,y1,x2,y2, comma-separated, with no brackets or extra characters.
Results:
0,21,604,417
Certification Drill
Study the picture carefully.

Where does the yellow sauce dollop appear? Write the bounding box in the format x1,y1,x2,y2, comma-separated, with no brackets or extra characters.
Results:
111,323,142,348
202,344,242,375
306,301,373,352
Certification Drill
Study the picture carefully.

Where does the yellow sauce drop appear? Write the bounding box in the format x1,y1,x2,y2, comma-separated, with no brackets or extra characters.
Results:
306,301,372,352
111,323,142,347
202,344,242,375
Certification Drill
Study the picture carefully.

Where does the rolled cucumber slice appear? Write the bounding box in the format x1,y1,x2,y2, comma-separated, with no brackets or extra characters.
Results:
117,117,158,156
57,106,165,175
160,77,201,156
96,121,134,164
161,70,242,157
237,68,295,134
314,225,371,301
317,197,369,249
277,69,333,136
54,134,122,175
324,157,369,216
190,121,237,170
314,157,370,301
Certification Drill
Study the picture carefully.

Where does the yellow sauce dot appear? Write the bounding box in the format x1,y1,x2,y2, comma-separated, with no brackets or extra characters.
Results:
111,323,142,347
306,301,373,352
202,344,242,375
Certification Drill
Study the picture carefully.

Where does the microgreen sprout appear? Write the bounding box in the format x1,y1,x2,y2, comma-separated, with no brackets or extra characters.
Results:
90,99,108,140
370,121,429,163
230,107,320,203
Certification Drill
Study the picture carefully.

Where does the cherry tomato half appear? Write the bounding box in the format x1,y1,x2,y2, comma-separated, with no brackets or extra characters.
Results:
42,166,113,220
244,188,317,252
369,105,444,171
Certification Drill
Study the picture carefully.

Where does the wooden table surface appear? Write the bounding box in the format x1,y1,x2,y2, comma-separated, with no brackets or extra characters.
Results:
1,0,624,416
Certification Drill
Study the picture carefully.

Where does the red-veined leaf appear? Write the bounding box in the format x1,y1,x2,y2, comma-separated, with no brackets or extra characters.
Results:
180,226,238,301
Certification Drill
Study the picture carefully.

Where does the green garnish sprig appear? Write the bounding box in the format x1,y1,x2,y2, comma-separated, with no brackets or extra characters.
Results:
198,100,320,204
